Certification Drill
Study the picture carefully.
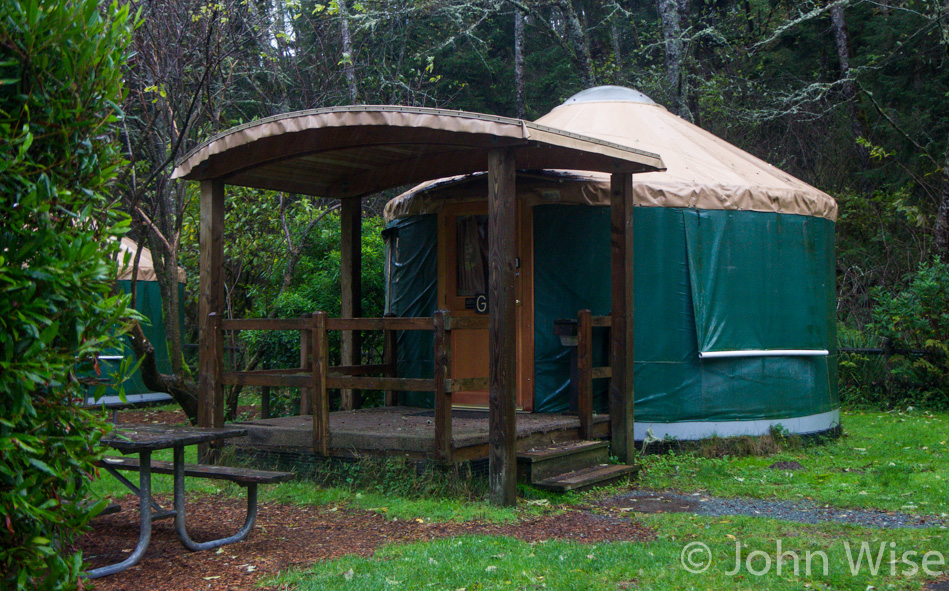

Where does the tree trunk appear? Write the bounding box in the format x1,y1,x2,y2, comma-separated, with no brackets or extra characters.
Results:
273,0,289,61
514,9,526,118
830,4,870,172
611,17,624,82
339,0,358,103
742,0,754,36
127,320,200,422
556,0,595,88
935,134,949,256
658,0,692,120
933,0,949,254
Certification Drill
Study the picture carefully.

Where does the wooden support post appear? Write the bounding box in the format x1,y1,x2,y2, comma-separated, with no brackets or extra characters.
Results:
488,148,518,506
311,312,330,456
340,198,362,410
206,313,225,429
609,172,635,463
212,319,225,434
198,180,224,463
261,386,271,420
383,312,399,406
299,314,313,415
433,310,452,462
577,309,594,440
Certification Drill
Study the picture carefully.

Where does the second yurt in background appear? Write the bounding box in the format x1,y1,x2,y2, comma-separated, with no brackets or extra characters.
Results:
86,238,185,405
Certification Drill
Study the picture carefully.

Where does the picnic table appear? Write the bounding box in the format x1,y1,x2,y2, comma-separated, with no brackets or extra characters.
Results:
88,425,293,579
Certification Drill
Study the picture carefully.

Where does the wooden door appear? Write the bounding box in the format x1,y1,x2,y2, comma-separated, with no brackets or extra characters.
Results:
440,202,534,410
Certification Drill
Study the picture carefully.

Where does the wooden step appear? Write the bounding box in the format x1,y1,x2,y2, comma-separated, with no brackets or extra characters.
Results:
533,463,640,492
517,440,609,484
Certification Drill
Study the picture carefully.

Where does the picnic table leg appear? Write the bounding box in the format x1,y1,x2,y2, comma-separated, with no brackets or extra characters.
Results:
172,446,258,551
86,451,154,579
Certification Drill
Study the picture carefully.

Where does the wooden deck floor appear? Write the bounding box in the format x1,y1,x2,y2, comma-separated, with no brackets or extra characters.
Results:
230,406,610,462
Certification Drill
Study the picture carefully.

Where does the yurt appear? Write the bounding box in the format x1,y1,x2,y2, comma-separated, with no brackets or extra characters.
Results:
86,238,185,402
382,86,839,441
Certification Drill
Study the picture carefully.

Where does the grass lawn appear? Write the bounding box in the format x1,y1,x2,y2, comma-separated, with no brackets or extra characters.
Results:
91,408,949,589
266,517,949,590
638,408,949,515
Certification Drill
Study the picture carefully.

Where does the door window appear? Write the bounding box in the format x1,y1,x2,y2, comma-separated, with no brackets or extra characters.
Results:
456,215,489,297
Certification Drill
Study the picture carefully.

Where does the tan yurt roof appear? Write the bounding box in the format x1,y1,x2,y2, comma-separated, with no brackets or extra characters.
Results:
117,237,186,283
385,86,837,222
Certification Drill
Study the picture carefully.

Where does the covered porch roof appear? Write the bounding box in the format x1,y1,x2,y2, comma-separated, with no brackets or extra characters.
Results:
173,105,664,506
171,106,664,195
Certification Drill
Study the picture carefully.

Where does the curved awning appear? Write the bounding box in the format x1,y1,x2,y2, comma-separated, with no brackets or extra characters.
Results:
172,106,664,198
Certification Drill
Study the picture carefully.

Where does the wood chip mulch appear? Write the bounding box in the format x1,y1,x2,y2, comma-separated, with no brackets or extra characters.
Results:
79,495,653,591
85,408,651,590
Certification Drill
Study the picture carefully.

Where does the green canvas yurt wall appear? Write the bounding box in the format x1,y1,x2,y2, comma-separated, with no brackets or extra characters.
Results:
382,86,839,441
383,216,438,409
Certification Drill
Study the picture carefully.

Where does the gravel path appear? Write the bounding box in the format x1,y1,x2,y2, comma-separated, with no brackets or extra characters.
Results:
602,490,949,529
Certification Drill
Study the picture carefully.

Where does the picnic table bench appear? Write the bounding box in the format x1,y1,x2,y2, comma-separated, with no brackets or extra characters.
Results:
88,426,294,579
99,456,293,485
83,392,175,422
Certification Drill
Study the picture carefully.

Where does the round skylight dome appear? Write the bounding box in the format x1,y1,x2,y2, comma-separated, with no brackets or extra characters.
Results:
560,86,656,106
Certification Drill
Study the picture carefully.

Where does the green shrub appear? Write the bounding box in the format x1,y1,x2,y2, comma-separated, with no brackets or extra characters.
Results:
0,1,133,588
837,324,890,407
243,212,388,414
865,258,949,408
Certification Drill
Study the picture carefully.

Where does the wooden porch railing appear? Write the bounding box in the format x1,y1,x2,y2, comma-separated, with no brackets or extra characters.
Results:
557,310,612,440
207,310,489,463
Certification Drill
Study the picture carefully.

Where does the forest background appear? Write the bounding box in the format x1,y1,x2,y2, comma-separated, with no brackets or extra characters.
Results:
116,0,949,416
